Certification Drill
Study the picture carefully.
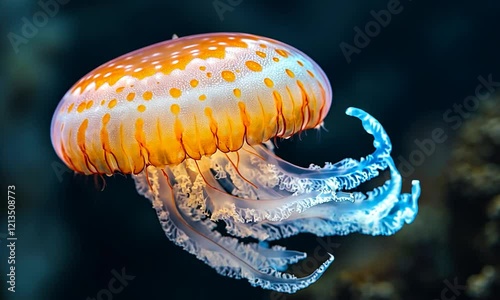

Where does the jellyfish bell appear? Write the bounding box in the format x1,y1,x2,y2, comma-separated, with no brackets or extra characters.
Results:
50,32,332,173
50,32,420,293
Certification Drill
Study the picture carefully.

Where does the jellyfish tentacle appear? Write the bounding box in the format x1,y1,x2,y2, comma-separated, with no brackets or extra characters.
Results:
209,158,420,241
194,109,420,242
132,107,419,293
261,157,420,239
203,108,398,226
252,107,393,187
134,166,334,294
210,155,291,198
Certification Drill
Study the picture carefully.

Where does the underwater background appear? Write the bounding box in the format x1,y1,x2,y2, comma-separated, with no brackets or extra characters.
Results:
1,0,500,299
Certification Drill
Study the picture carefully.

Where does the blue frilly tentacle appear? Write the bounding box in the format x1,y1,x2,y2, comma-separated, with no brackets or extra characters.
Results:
132,107,420,293
134,166,334,294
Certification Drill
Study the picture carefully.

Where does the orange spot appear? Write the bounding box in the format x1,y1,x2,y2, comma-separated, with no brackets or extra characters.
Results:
86,100,93,109
245,60,262,72
273,57,279,62
67,103,74,113
169,88,182,98
102,113,111,124
199,94,207,101
116,86,125,93
296,79,306,91
69,34,251,94
273,90,283,103
259,43,267,48
206,72,212,78
233,88,241,98
297,60,304,66
190,79,199,87
108,98,117,109
285,69,295,78
171,103,180,114
199,66,206,71
221,70,236,82
137,104,146,112
77,102,86,113
264,78,274,88
100,99,106,106
256,51,266,58
126,92,135,101
204,107,212,116
307,70,315,78
275,49,289,58
142,91,153,100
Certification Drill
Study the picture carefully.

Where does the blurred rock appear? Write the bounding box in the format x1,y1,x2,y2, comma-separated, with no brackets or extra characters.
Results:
446,96,500,300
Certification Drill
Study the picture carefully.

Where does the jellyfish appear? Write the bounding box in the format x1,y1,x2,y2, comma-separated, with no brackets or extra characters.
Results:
50,32,420,293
